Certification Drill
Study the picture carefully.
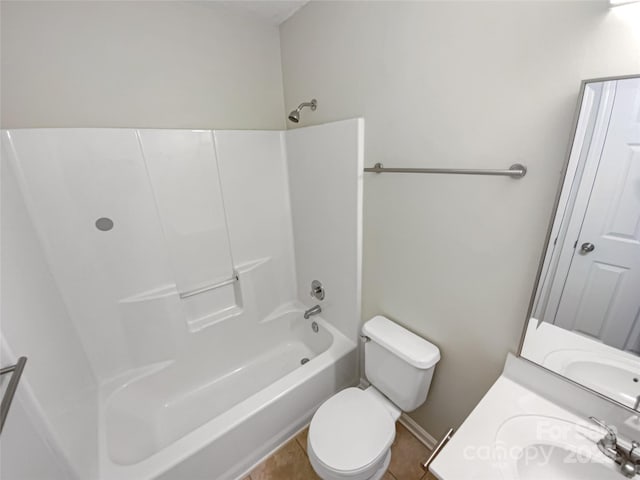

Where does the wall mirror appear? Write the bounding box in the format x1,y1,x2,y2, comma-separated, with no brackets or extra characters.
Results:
520,74,640,409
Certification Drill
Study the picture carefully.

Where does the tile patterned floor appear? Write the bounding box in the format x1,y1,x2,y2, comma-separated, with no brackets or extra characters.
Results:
245,422,438,480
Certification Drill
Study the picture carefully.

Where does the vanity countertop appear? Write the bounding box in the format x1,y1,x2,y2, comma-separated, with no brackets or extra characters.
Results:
430,375,616,480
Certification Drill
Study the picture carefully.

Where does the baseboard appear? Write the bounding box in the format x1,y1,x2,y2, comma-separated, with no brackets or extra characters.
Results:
398,414,438,450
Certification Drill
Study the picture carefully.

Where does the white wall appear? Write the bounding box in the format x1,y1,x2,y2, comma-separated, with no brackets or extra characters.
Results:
0,1,285,130
280,1,640,438
1,151,98,479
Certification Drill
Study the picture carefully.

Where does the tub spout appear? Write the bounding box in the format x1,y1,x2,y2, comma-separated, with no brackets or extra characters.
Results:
304,305,322,319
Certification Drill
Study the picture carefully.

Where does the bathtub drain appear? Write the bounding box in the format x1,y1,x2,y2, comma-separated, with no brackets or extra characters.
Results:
300,358,310,365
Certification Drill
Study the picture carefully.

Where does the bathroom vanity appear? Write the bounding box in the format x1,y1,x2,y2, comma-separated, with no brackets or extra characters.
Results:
431,75,640,479
431,356,629,480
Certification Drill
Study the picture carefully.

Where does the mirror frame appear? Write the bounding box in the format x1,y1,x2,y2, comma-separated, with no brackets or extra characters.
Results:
517,73,640,411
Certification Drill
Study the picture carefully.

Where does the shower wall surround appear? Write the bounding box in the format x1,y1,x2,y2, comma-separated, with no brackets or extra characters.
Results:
287,120,364,341
1,120,363,479
1,150,98,479
139,130,236,298
3,128,298,379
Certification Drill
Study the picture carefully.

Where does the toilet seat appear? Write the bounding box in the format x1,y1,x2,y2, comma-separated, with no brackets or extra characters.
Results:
308,387,396,479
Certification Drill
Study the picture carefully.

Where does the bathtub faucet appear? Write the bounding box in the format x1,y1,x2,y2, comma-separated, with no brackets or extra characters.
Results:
304,305,322,319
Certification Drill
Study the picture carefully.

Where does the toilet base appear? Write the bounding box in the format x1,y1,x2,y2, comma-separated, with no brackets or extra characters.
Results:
366,450,391,480
308,448,391,480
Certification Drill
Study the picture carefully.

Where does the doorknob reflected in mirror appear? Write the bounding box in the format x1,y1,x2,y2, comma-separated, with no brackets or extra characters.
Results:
580,242,595,253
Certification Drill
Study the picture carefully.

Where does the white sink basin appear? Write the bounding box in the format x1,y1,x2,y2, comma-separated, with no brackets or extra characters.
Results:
495,415,618,480
521,319,640,408
430,376,627,480
543,350,640,408
515,444,620,480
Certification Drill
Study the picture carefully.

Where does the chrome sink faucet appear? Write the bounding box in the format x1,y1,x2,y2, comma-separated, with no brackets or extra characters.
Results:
304,305,321,319
590,417,640,478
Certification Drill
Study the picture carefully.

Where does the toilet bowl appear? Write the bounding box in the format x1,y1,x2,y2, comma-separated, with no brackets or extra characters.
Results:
307,387,398,480
308,316,440,480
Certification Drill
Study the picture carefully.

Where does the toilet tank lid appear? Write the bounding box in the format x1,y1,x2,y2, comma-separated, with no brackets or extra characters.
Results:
363,316,440,369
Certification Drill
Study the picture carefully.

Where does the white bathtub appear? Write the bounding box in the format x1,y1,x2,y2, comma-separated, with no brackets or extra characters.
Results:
98,307,357,480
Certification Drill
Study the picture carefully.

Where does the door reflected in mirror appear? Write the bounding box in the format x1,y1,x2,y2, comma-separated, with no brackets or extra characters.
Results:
521,75,640,409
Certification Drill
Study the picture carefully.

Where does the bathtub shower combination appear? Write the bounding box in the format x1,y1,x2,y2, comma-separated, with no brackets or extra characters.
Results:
1,120,363,479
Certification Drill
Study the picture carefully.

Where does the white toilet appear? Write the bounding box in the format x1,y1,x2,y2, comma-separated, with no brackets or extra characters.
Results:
307,315,441,480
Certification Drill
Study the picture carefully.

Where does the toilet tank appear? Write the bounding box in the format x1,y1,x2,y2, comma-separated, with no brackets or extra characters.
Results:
363,316,440,412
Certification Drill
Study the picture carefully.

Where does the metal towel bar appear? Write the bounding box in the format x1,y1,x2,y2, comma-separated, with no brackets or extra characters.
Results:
364,163,527,178
179,271,239,299
0,356,27,434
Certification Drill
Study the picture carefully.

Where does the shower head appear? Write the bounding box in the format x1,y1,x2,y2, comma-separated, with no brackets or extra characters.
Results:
288,110,300,123
288,99,317,123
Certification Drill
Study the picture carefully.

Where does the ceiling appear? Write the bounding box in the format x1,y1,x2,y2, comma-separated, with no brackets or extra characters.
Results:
218,1,310,26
